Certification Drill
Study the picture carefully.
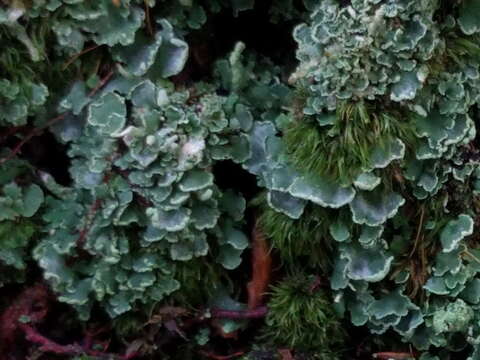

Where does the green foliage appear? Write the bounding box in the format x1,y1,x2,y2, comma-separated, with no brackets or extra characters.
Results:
0,182,43,221
291,0,441,111
253,193,334,270
0,157,43,286
256,0,480,358
35,77,253,318
260,273,346,357
284,103,416,185
0,219,36,287
0,220,35,270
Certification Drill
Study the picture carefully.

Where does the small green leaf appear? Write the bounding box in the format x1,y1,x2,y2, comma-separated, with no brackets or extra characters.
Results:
329,221,350,242
350,190,405,226
87,93,126,136
217,245,243,270
223,225,248,250
459,0,480,35
178,170,213,192
21,184,44,217
440,214,474,253
354,173,381,191
369,290,414,320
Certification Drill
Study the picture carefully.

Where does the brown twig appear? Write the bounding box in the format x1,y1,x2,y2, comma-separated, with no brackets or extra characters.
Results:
21,324,83,355
62,44,101,70
0,282,137,360
210,306,268,319
20,324,137,359
373,352,415,359
409,205,425,258
144,0,154,37
198,350,245,360
0,125,27,145
88,69,115,97
0,283,49,354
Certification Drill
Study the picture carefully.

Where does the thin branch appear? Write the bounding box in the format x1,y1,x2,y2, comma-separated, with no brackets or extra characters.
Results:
20,324,137,360
0,282,137,359
62,44,101,70
210,306,268,319
144,0,154,37
0,283,49,353
0,113,66,165
373,352,415,359
88,69,115,97
462,247,480,264
21,324,83,355
0,125,26,145
409,205,425,258
198,350,245,360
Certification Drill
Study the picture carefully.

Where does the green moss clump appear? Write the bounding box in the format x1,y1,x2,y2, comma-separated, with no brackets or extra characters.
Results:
253,195,334,271
260,273,346,358
284,102,416,185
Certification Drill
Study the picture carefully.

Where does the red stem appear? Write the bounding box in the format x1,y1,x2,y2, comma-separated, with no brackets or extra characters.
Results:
21,324,82,355
0,283,136,359
198,350,245,360
0,125,27,145
20,324,136,359
373,352,415,359
210,306,267,319
0,283,49,353
63,44,101,70
88,70,114,97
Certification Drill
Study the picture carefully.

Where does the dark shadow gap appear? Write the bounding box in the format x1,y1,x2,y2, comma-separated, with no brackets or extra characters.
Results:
213,160,259,202
20,131,72,186
176,0,301,84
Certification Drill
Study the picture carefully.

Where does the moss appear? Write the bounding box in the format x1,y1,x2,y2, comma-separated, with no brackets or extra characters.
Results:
445,34,480,65
172,258,230,307
260,273,346,357
284,101,417,185
112,311,145,338
253,194,335,271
